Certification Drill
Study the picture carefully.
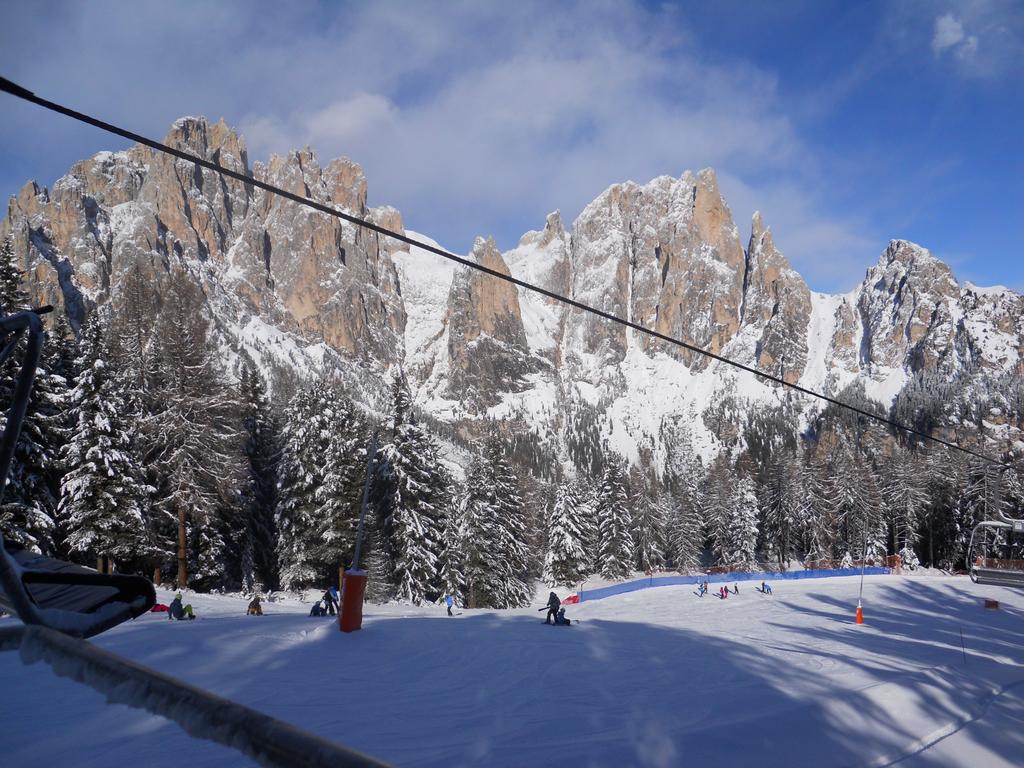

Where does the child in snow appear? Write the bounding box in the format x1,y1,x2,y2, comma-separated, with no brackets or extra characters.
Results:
732,584,739,595
445,594,455,616
555,607,571,626
763,582,773,595
246,595,263,616
168,594,195,621
543,592,561,624
309,600,327,617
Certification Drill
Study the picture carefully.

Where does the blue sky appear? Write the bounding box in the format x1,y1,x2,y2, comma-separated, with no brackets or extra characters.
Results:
0,0,1021,292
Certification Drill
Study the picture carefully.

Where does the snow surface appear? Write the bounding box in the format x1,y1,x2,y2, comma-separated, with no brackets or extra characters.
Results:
4,574,1024,767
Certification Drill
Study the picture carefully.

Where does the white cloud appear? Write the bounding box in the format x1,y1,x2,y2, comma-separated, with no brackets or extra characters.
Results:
932,13,968,54
0,0,887,291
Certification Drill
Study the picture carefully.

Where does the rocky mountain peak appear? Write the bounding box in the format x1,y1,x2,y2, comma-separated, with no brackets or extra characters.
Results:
741,212,811,382
443,236,536,410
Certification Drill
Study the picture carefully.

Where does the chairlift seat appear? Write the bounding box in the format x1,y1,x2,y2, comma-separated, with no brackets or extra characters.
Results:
0,538,155,638
970,564,1024,588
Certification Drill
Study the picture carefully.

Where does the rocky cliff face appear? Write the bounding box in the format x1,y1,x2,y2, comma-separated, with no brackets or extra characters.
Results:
3,117,1022,474
1,117,406,386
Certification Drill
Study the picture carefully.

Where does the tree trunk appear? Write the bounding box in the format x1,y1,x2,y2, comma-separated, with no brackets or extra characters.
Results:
153,565,162,586
177,507,188,589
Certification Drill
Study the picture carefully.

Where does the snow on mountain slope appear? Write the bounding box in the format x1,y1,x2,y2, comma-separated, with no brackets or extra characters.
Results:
391,230,456,370
4,574,1024,767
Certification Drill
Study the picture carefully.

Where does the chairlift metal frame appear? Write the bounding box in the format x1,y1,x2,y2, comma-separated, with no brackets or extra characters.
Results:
967,515,1024,588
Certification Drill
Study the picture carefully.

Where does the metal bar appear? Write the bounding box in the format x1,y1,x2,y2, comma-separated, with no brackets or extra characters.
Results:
14,625,391,767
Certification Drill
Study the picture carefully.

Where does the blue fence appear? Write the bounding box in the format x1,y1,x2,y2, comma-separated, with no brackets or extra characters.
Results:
577,567,891,603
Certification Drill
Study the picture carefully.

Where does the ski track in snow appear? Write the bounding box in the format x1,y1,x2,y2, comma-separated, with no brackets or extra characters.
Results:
2,574,1024,767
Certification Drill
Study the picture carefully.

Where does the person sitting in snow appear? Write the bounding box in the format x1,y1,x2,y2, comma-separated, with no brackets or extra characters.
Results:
168,593,195,621
246,595,263,616
309,600,328,617
762,582,773,595
543,592,561,624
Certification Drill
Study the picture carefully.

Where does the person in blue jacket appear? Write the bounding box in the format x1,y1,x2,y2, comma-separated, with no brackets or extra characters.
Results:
168,593,195,621
323,587,339,616
445,594,455,616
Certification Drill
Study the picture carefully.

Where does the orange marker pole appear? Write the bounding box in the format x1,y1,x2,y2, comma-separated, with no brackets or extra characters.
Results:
855,599,864,625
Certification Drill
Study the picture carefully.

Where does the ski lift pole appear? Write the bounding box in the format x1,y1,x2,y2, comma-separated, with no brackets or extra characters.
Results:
340,431,378,633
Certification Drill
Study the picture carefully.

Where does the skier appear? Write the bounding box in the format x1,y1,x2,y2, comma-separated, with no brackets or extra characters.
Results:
323,587,339,616
246,595,263,616
554,607,572,626
732,584,739,595
541,592,561,624
445,594,455,617
309,600,326,617
761,582,773,595
167,593,195,621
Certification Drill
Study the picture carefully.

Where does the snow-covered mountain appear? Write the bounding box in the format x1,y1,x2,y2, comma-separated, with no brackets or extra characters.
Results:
3,117,1022,474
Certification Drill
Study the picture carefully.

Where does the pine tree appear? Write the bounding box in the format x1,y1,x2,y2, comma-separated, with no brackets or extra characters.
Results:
460,438,531,608
761,453,805,566
714,477,759,570
631,489,667,573
374,375,448,604
435,495,467,604
882,454,928,567
238,361,280,591
543,480,588,587
60,312,150,565
311,390,367,579
595,460,633,580
146,271,242,589
0,235,28,311
665,490,703,572
275,385,338,590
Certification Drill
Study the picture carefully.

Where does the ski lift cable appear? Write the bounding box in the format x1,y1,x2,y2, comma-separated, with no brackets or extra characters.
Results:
0,75,1015,472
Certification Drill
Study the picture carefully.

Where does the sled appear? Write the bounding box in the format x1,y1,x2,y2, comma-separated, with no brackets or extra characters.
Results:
0,308,155,638
968,517,1024,588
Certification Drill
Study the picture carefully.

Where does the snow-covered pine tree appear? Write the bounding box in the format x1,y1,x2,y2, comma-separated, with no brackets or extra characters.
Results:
60,311,150,566
311,389,368,577
630,481,667,572
665,489,703,572
0,235,28,311
275,385,336,590
595,459,633,580
238,361,280,591
485,437,531,605
761,453,805,567
716,477,759,570
374,374,447,604
543,479,588,587
882,454,928,567
459,438,532,608
147,270,242,589
800,457,833,563
0,237,70,554
435,494,467,605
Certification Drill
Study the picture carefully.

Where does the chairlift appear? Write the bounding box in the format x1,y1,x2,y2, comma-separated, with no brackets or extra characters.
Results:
0,307,155,638
967,515,1024,588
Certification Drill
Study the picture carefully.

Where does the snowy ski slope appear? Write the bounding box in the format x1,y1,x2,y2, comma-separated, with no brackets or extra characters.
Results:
3,573,1024,767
